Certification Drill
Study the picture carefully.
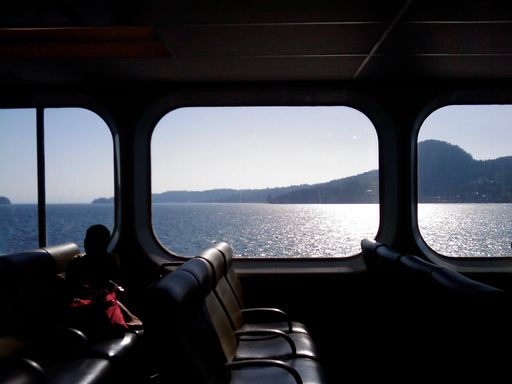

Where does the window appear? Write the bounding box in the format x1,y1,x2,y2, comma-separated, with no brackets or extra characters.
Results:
0,108,114,255
418,105,512,257
152,106,378,257
44,108,114,249
0,109,38,253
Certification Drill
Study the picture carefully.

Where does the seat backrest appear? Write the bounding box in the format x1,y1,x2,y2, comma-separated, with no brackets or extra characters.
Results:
145,262,229,384
362,238,406,290
43,243,80,275
180,258,239,359
361,238,408,298
361,238,506,302
198,248,243,330
397,254,439,296
361,239,512,363
214,242,245,309
0,260,24,358
431,267,505,300
361,238,383,271
398,255,436,275
0,249,67,332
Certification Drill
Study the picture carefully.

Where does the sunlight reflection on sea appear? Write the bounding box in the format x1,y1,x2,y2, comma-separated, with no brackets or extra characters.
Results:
153,203,379,257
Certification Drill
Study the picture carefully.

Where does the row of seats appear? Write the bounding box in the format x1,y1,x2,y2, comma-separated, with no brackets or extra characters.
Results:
360,237,511,369
361,238,506,301
0,243,143,384
145,242,326,384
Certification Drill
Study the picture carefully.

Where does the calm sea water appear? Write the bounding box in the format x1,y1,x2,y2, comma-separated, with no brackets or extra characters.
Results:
0,204,114,255
152,203,378,257
418,203,512,257
1,203,511,257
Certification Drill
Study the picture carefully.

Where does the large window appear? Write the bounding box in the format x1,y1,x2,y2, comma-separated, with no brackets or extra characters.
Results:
418,105,512,257
0,108,114,255
152,106,378,257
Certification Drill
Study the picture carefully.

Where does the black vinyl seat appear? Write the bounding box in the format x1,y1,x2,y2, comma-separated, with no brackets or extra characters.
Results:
361,238,509,330
361,238,511,369
228,358,324,384
0,244,144,384
361,238,506,300
145,257,325,384
361,238,400,273
212,242,309,334
183,255,318,361
43,357,114,384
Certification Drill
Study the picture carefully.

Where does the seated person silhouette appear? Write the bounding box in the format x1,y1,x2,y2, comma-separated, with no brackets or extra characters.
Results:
66,224,141,340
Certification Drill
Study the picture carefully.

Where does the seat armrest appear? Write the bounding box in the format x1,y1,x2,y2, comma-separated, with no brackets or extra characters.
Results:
234,329,296,356
226,359,303,384
241,308,293,332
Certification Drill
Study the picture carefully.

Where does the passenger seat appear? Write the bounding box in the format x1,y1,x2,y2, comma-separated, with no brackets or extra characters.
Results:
145,256,325,384
212,242,308,334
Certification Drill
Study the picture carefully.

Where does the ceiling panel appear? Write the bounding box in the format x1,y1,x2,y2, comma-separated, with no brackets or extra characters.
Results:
175,56,363,81
0,27,169,59
159,23,385,58
1,1,512,84
0,58,178,83
123,1,405,25
405,0,512,22
362,55,512,79
380,22,512,55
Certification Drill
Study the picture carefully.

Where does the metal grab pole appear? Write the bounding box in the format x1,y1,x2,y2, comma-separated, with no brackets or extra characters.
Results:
36,107,46,247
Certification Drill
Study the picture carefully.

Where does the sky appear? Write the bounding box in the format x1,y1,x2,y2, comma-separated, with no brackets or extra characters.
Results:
0,108,113,203
151,106,378,193
1,105,511,203
419,105,512,160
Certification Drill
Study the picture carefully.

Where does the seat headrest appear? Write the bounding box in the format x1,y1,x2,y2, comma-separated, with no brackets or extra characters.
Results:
399,255,437,275
213,242,233,268
361,238,381,270
197,248,226,282
43,243,80,274
376,245,402,262
151,268,203,310
362,241,402,271
180,257,214,297
361,238,381,253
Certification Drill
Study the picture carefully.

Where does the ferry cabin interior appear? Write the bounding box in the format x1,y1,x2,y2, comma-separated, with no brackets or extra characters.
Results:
2,1,512,383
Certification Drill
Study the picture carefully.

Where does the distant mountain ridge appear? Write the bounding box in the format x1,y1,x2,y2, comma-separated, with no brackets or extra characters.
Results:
92,140,512,204
0,196,11,205
268,170,378,204
92,171,378,205
152,185,304,204
418,140,512,203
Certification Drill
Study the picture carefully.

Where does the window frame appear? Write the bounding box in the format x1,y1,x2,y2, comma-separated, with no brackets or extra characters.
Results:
135,89,387,272
412,91,512,271
0,99,117,253
150,105,380,259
